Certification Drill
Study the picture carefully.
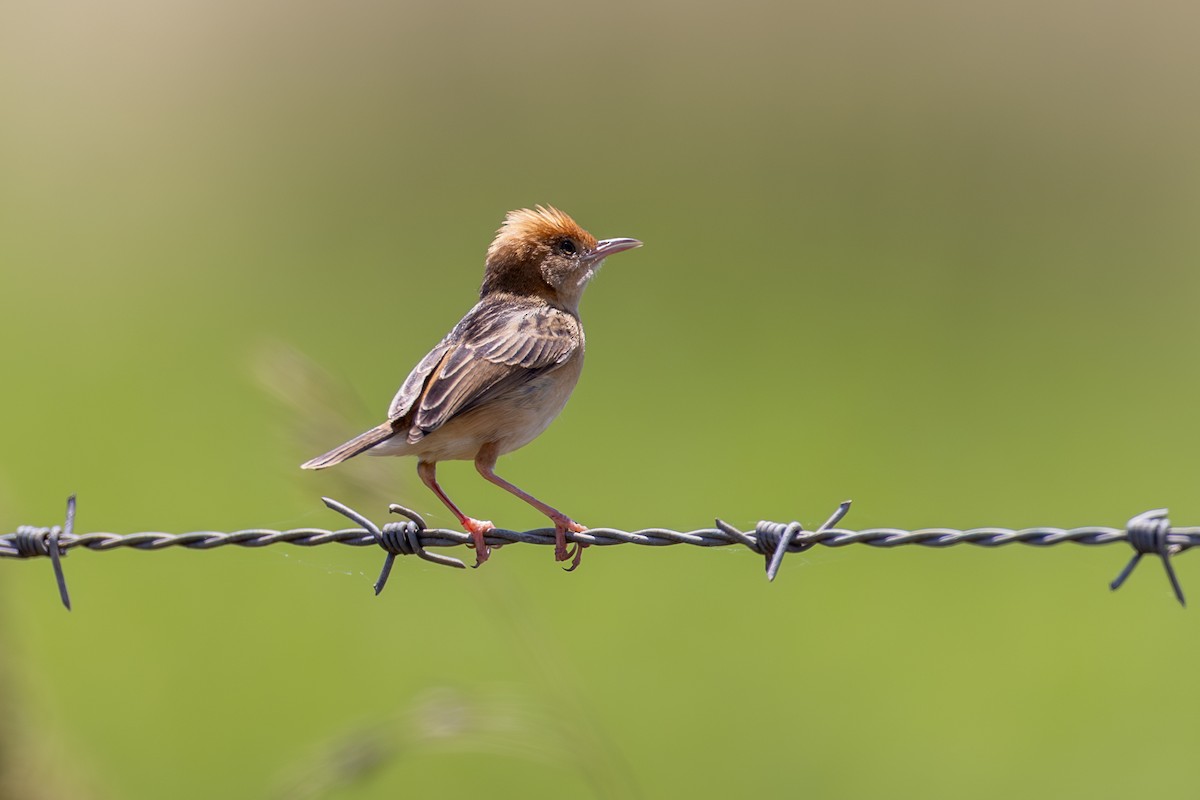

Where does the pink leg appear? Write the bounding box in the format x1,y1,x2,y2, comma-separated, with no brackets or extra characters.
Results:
474,444,587,570
417,460,494,567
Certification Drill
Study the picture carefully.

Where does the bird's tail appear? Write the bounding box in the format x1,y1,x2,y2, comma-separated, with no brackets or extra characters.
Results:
301,422,395,470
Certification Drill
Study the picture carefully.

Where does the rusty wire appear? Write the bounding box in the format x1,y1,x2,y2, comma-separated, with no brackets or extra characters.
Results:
2,496,1194,610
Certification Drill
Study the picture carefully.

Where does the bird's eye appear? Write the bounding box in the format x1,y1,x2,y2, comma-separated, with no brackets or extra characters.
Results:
557,239,577,255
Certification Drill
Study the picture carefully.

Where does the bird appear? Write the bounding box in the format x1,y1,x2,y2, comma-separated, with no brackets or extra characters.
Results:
301,206,642,569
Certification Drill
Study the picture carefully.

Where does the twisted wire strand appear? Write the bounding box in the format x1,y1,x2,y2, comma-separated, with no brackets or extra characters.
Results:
7,524,1200,556
2,497,1194,608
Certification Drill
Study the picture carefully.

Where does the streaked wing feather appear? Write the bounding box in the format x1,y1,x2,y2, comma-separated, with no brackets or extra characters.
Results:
476,309,577,366
410,350,513,439
387,339,453,420
408,303,579,439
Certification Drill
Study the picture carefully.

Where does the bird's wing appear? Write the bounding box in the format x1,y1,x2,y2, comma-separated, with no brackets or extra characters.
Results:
387,339,454,420
395,301,580,441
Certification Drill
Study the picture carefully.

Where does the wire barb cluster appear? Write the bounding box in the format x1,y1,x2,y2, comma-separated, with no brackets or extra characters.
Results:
2,496,1196,610
9,495,75,610
1109,508,1185,605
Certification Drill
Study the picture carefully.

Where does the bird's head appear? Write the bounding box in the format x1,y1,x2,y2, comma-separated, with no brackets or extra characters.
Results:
481,206,641,312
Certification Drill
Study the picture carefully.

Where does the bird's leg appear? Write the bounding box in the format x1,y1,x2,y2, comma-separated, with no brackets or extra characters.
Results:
417,460,494,566
474,444,587,570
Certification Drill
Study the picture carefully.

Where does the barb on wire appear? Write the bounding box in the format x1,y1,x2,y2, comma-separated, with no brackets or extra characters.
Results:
9,495,74,610
321,496,466,595
1109,508,1185,606
3,495,1197,609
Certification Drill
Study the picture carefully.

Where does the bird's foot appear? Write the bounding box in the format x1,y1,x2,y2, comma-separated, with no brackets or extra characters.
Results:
552,516,588,572
462,517,495,568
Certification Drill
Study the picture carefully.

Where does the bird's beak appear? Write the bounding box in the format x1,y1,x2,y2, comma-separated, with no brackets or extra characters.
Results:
587,238,642,263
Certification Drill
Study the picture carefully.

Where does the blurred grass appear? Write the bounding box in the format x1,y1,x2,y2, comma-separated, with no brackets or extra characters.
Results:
2,0,1200,797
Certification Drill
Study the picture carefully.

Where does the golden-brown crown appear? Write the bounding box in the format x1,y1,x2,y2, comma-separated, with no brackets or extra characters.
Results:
486,206,597,264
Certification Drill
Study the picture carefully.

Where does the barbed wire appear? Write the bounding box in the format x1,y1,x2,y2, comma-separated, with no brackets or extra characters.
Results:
1,496,1194,610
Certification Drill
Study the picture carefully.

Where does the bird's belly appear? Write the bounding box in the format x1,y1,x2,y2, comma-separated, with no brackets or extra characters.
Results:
371,358,583,462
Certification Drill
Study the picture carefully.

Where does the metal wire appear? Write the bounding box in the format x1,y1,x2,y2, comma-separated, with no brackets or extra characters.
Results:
2,497,1195,609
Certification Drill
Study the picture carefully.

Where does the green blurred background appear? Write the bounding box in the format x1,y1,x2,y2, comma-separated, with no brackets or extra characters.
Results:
2,0,1199,797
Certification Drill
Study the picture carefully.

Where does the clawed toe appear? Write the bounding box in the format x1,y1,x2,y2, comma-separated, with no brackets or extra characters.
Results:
552,517,588,571
463,517,495,568
561,541,586,571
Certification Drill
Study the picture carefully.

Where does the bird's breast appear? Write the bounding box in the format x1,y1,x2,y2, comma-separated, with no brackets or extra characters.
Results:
487,349,584,453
